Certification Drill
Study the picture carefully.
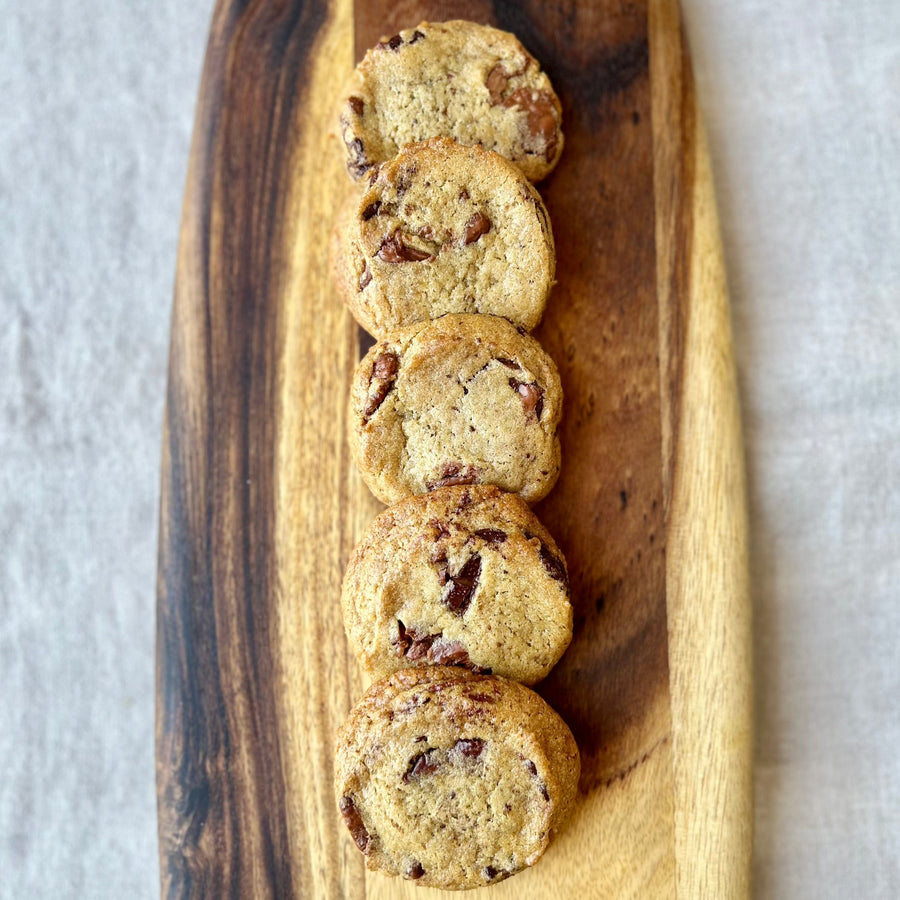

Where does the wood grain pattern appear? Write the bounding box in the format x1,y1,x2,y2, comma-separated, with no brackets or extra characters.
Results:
156,0,752,897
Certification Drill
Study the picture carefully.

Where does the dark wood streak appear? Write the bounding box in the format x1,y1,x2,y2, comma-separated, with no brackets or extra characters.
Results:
655,18,697,515
156,2,327,898
492,6,649,116
157,3,241,891
495,2,673,791
349,0,673,807
352,0,675,793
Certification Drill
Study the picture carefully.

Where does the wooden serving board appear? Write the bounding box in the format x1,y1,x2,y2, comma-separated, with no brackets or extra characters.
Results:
156,0,752,897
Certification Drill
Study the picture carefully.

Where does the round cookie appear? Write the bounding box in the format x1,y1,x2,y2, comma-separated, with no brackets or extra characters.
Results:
348,314,563,505
342,485,571,685
339,20,564,183
334,667,580,889
333,138,555,338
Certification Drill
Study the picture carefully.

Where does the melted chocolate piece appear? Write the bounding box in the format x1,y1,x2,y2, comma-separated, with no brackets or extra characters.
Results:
376,232,432,263
441,554,481,615
463,211,491,245
339,796,371,853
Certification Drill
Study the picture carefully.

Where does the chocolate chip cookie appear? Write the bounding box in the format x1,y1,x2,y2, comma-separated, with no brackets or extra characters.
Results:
342,485,571,685
348,314,562,505
333,138,555,338
334,666,580,889
339,20,564,183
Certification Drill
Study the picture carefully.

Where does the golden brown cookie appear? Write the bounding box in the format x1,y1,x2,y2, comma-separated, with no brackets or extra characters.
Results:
348,314,563,505
334,667,580,889
333,138,555,338
342,485,571,685
339,21,563,183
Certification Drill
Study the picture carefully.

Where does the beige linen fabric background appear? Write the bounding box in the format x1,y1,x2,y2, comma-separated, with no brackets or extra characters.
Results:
1,1,898,897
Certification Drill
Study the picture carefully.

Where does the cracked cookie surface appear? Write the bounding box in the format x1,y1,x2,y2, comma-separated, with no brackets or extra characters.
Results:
334,667,580,889
333,138,555,338
342,485,571,685
339,20,563,183
349,314,563,505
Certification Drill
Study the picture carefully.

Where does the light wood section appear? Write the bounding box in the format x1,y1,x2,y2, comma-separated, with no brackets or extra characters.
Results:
665,117,754,896
275,9,364,900
649,1,753,895
156,0,752,897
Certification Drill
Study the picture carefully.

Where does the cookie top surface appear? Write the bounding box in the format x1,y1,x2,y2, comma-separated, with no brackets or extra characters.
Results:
334,667,580,889
340,20,563,182
333,138,555,338
348,314,563,505
342,485,571,685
